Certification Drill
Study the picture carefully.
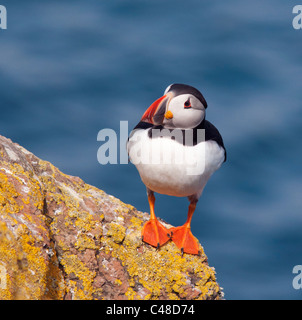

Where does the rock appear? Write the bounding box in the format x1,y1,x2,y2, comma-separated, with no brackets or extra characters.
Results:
0,134,223,300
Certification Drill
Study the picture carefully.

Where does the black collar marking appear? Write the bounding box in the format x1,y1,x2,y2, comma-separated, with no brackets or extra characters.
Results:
133,120,226,162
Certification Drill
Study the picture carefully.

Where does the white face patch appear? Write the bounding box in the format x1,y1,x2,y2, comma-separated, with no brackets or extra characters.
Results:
163,94,205,129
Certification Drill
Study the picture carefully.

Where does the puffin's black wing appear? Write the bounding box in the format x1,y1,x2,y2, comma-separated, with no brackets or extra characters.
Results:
128,121,154,142
204,120,227,162
133,121,154,130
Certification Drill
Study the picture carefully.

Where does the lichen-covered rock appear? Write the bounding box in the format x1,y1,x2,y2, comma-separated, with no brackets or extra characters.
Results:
0,135,223,300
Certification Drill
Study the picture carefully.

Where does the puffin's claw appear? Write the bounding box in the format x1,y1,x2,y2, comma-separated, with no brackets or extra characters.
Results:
141,219,170,248
169,225,199,255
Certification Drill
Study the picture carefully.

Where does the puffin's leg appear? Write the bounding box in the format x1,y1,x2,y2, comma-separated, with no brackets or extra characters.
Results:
141,189,170,248
170,196,199,255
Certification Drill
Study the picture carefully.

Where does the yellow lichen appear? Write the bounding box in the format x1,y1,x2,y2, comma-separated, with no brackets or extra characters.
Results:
107,222,126,243
101,222,220,300
75,212,96,232
60,253,96,300
125,287,137,300
114,279,122,286
74,233,99,251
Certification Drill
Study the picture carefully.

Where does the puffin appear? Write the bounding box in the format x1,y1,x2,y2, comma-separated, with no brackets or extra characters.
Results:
127,84,226,254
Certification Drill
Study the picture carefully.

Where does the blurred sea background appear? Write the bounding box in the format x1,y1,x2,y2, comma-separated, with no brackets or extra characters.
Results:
0,0,301,299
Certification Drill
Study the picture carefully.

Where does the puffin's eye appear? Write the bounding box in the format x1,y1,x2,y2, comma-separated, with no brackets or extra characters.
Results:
184,99,191,109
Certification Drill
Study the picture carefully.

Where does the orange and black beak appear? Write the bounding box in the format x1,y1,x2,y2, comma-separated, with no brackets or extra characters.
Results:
141,94,170,125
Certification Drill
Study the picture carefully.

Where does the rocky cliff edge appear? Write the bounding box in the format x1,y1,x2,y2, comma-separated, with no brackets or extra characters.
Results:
0,135,222,300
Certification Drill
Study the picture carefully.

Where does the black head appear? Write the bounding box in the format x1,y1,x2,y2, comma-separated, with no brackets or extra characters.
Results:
164,83,207,109
141,83,207,129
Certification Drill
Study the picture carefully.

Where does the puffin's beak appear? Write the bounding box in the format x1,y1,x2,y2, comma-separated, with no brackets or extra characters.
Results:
141,94,169,125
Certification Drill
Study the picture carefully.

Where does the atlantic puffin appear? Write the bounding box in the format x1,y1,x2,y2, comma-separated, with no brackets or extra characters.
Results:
127,84,226,254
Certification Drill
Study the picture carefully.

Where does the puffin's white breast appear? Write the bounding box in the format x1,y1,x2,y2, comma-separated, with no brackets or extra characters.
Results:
127,128,225,198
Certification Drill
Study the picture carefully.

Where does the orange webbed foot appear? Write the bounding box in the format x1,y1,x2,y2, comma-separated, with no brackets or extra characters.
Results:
170,225,199,255
142,219,171,248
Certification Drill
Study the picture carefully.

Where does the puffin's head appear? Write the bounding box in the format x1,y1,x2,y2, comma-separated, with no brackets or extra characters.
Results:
141,84,207,129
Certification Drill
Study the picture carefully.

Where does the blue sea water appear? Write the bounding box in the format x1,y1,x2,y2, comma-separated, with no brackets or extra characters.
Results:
0,0,302,299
